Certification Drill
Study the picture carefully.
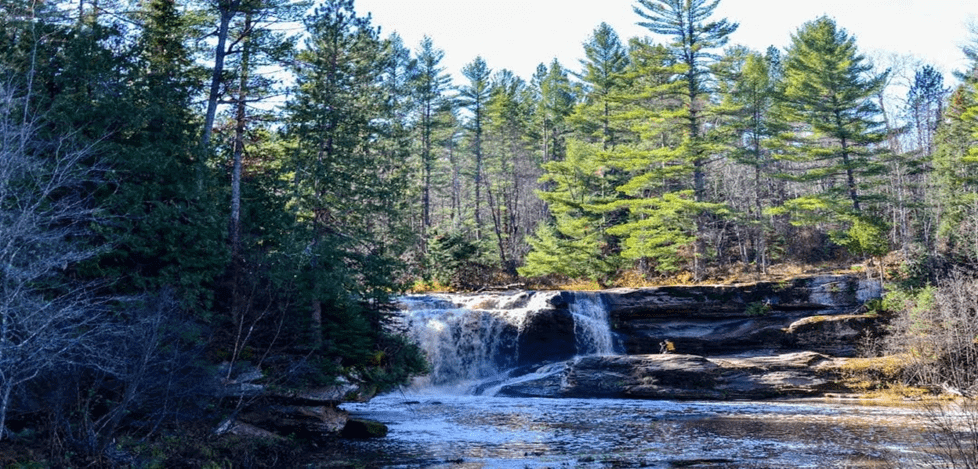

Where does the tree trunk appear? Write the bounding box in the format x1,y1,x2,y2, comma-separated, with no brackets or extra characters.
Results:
201,0,239,190
473,107,483,240
310,299,323,349
229,12,251,325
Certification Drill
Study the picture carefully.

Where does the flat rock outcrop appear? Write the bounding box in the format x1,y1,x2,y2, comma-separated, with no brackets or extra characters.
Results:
596,275,883,356
497,352,852,400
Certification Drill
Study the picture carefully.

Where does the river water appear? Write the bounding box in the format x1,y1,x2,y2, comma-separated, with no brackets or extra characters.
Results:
341,393,931,468
339,292,936,468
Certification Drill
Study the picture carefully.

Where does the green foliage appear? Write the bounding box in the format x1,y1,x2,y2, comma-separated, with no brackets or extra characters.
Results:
426,230,483,287
745,301,772,316
533,59,576,162
882,284,935,316
775,17,889,220
573,22,630,147
521,140,624,282
933,81,978,263
833,215,891,259
282,0,424,392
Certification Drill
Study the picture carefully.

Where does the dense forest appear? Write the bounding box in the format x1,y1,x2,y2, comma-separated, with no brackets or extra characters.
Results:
1,0,978,464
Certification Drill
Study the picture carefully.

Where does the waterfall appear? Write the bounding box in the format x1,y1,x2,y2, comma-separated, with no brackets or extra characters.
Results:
568,292,616,356
396,291,617,391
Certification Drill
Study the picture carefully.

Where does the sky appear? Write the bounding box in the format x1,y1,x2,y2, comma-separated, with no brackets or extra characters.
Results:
354,0,977,88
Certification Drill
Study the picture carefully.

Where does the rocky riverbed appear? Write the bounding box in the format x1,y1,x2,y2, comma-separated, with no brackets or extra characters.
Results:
215,275,888,440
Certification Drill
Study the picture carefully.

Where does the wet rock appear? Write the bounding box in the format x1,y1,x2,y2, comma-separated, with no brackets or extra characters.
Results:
215,420,284,440
710,352,840,398
517,305,576,366
341,418,389,439
272,381,371,405
236,405,349,438
497,351,848,400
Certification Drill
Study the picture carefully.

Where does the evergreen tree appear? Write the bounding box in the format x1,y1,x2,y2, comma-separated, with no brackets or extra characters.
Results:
521,140,626,283
412,35,452,243
609,0,737,277
715,46,784,270
523,39,675,281
885,65,949,253
483,69,540,275
906,65,949,157
574,22,629,148
459,56,492,240
932,73,978,263
0,0,227,309
534,59,576,163
772,16,890,258
285,0,423,385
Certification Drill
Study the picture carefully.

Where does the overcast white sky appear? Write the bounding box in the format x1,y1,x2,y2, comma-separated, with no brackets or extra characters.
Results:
354,0,976,87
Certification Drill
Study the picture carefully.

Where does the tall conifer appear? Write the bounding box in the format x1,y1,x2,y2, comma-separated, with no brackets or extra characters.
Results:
772,17,889,258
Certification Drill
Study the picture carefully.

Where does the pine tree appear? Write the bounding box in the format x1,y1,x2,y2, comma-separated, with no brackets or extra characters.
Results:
286,0,411,371
482,69,540,275
523,40,675,281
772,16,890,258
459,56,492,240
412,35,451,243
932,70,978,263
521,140,625,283
715,46,784,271
607,0,737,277
885,65,949,253
575,22,629,148
534,59,575,163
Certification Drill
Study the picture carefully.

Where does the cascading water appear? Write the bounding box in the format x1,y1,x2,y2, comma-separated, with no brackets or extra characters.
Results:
346,288,928,467
395,290,618,392
567,292,615,356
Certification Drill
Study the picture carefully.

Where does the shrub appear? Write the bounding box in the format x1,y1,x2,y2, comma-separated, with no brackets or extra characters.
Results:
884,272,978,391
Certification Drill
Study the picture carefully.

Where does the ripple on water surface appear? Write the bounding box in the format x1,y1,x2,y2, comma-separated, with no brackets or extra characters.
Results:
341,394,928,468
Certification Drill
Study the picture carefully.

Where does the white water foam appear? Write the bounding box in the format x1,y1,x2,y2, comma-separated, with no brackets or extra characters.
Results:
568,292,616,356
396,291,618,393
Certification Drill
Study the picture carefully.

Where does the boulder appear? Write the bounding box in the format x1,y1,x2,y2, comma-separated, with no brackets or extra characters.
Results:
341,418,389,439
209,361,371,440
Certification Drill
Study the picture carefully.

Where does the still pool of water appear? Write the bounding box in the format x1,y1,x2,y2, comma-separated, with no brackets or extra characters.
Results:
341,393,931,468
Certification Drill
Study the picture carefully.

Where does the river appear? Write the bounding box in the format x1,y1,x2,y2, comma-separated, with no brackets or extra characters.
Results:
338,291,942,468
342,393,928,468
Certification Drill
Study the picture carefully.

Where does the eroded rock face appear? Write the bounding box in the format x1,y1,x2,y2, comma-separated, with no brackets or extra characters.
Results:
212,363,359,439
496,352,849,400
516,299,576,367
602,276,883,356
235,405,349,439
396,275,885,402
784,314,884,356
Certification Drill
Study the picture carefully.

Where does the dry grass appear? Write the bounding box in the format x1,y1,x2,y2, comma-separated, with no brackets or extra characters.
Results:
532,259,875,292
857,383,936,402
836,355,915,393
407,279,452,293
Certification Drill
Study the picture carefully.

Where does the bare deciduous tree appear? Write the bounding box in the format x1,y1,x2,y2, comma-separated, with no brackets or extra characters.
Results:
0,78,103,439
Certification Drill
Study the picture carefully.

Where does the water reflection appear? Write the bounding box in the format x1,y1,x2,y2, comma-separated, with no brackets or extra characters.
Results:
342,394,928,468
